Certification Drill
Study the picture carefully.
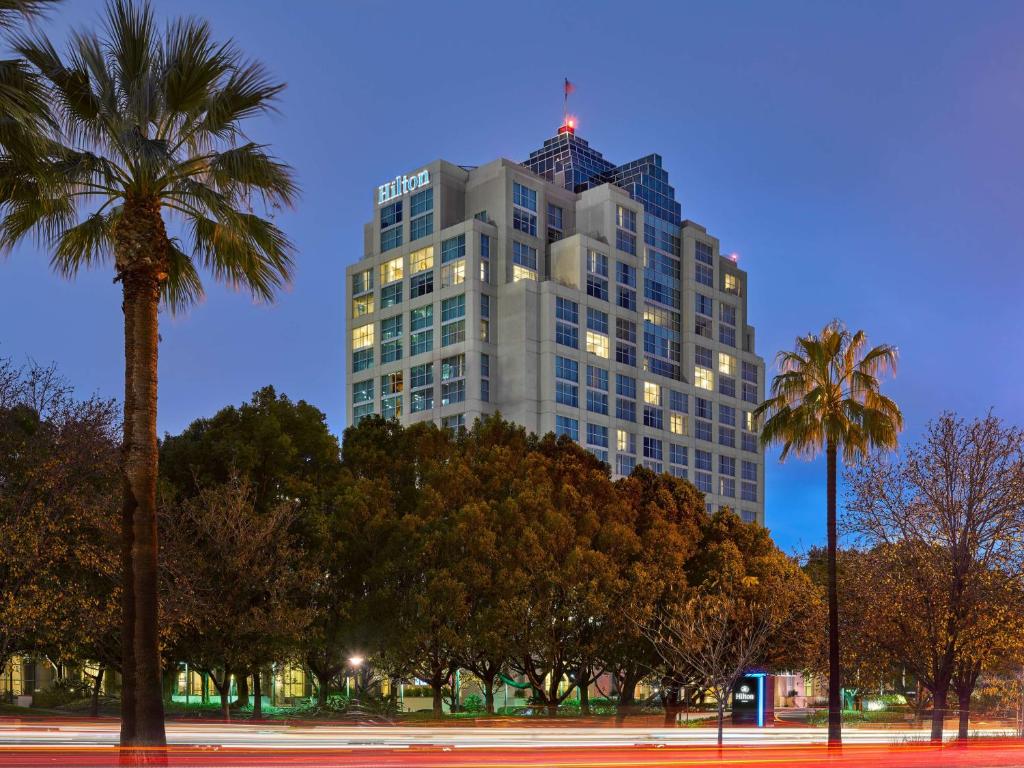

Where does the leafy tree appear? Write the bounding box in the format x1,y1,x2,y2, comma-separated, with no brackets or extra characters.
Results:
0,0,297,745
161,477,310,722
845,412,1024,739
160,386,342,707
508,434,627,716
755,320,901,744
612,468,705,719
646,510,823,744
0,359,121,709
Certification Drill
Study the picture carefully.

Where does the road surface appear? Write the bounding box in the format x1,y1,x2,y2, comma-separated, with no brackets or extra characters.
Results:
2,718,1024,766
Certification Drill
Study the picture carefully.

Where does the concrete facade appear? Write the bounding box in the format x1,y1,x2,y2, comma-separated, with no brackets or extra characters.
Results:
345,127,765,523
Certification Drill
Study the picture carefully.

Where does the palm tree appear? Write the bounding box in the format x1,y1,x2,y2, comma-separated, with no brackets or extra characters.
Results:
0,1,60,154
0,0,296,748
754,320,901,745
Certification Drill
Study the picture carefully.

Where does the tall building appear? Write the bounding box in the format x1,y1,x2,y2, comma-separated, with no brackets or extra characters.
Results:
345,123,765,523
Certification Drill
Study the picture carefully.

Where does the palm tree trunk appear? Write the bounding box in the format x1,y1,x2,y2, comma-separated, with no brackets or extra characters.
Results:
826,439,842,746
116,199,169,751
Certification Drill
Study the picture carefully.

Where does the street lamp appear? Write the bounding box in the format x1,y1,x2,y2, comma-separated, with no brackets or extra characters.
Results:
346,655,364,698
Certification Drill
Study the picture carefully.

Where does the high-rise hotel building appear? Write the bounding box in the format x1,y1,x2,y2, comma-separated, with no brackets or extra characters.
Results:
345,125,765,523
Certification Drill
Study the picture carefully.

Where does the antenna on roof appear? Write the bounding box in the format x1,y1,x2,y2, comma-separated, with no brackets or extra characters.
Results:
561,78,576,134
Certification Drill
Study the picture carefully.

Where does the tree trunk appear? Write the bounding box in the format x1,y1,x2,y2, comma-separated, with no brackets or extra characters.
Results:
931,683,949,742
233,673,249,709
117,200,169,751
213,669,232,722
957,687,970,740
431,678,444,719
717,699,725,746
91,666,105,718
316,674,329,708
662,683,681,726
252,671,262,720
579,680,590,716
483,675,495,715
826,440,842,746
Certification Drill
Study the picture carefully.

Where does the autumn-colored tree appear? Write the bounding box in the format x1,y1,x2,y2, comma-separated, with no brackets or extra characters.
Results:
161,477,311,722
0,358,121,712
845,412,1024,740
647,509,823,743
612,468,706,719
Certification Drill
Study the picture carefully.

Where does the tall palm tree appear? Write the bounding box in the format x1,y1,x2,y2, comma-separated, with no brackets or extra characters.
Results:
754,320,901,745
0,1,60,153
0,0,296,748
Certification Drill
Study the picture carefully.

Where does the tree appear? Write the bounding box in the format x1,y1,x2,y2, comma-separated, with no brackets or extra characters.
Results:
507,434,627,717
161,477,310,722
0,1,59,158
645,510,823,744
845,412,1024,740
612,468,705,721
0,0,297,746
160,386,342,708
0,358,122,709
755,320,901,744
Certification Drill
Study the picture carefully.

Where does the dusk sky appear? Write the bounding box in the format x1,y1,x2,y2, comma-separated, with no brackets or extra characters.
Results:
2,0,1022,553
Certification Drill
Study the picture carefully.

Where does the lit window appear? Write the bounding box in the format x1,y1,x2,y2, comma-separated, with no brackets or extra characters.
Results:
441,260,465,287
643,381,661,405
512,241,538,282
352,324,374,349
670,412,686,435
719,352,736,376
586,331,609,358
616,429,632,453
695,366,714,391
410,246,434,273
352,268,373,295
380,256,403,285
352,294,374,318
723,273,739,295
744,411,755,431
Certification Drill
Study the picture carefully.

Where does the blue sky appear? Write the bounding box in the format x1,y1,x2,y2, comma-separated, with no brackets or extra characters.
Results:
2,1,1022,553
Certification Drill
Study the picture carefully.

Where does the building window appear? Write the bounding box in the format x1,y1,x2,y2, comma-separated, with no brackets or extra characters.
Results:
670,412,686,435
720,302,736,325
380,282,402,309
742,460,758,482
442,413,465,433
719,352,736,376
380,256,403,285
643,406,664,430
381,314,402,341
719,375,736,398
555,355,579,408
617,205,637,232
513,181,537,236
352,268,373,296
695,366,714,391
643,381,661,405
743,382,758,404
719,426,735,448
512,240,538,282
410,305,433,356
353,323,374,350
441,259,465,288
670,443,687,467
441,234,465,263
441,294,465,347
410,363,433,413
410,187,433,217
585,307,609,357
696,315,712,339
742,361,758,383
381,340,401,364
696,293,713,317
547,202,564,242
410,213,433,241
410,246,433,273
555,415,579,442
481,352,490,402
352,348,372,372
587,422,609,450
440,354,466,405
616,454,636,476
720,478,736,498
741,482,758,502
381,200,402,229
616,228,636,256
695,241,713,264
719,404,736,426
643,436,662,461
742,431,758,453
720,325,736,347
723,272,740,295
696,262,714,287
480,234,490,283
555,296,579,349
380,371,403,419
381,225,402,252
352,293,374,318
695,419,712,442
587,250,609,301
410,271,433,298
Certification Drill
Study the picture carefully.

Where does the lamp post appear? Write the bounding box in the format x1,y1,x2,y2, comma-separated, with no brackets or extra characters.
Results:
347,656,364,701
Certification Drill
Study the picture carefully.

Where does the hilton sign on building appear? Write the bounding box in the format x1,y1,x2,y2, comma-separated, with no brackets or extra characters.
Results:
378,170,431,204
346,122,767,524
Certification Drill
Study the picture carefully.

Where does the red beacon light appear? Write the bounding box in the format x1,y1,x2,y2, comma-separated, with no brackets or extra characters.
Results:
558,116,576,135
728,252,739,262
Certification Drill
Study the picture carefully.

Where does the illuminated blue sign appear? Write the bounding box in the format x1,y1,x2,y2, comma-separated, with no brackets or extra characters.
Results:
378,169,430,205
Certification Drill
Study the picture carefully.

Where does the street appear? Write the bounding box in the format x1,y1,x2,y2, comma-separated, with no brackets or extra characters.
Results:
2,720,1024,767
